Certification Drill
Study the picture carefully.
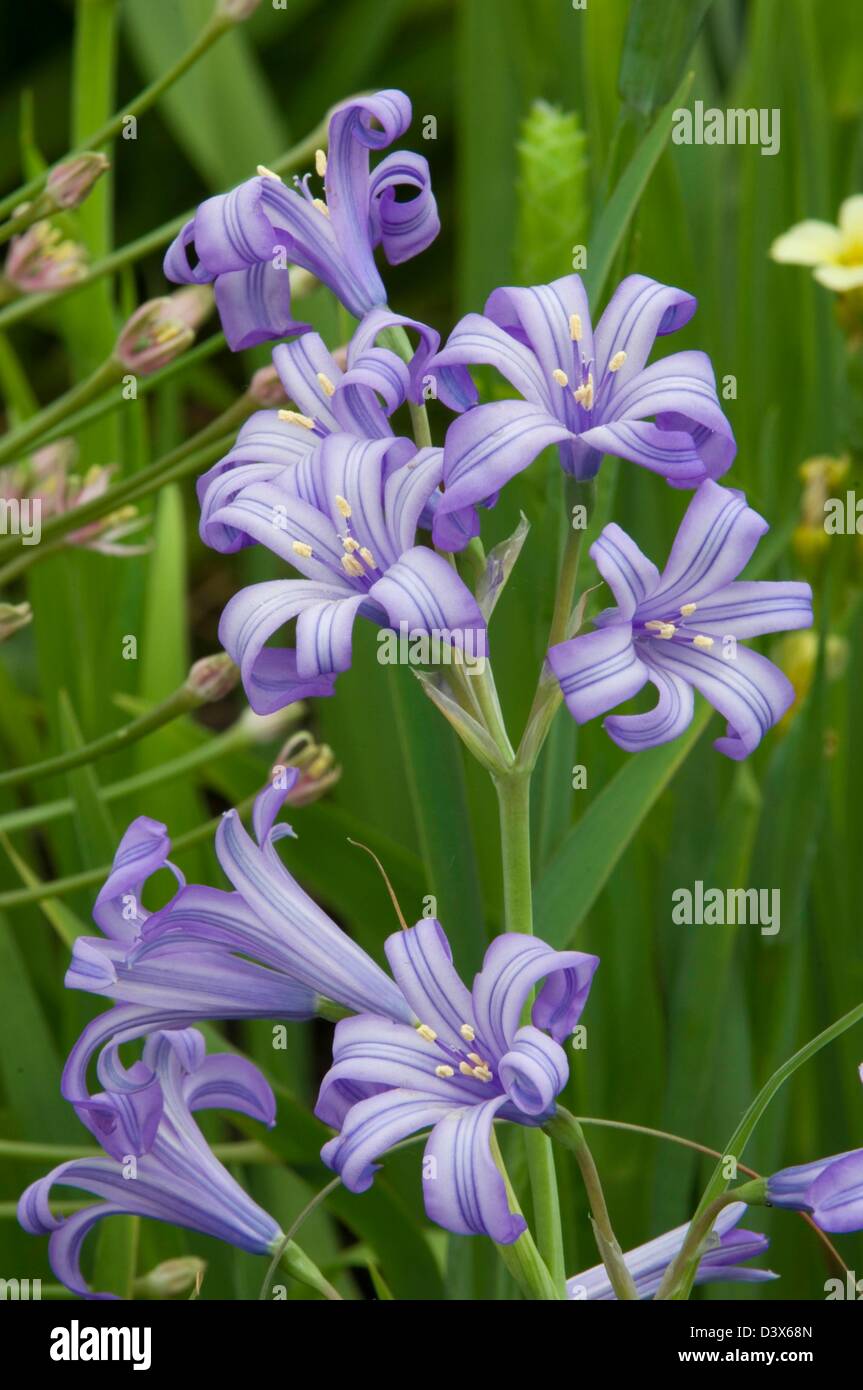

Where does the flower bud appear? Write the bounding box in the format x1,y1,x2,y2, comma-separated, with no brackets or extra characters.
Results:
236,704,305,744
135,1256,207,1300
274,732,341,806
184,653,241,704
215,0,261,21
115,295,197,375
0,602,32,643
249,364,288,408
4,222,88,292
46,152,110,211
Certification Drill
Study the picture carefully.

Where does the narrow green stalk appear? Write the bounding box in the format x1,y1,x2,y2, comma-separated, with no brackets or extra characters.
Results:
545,1105,639,1300
0,12,234,225
654,1180,768,1301
0,115,329,333
490,1130,564,1300
0,357,120,468
277,1242,343,1302
0,1138,274,1164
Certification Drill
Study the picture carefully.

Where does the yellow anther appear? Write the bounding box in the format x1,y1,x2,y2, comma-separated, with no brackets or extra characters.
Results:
552,368,569,387
680,603,697,617
609,350,627,372
312,198,330,217
277,409,316,429
315,149,328,178
459,1024,475,1042
359,547,377,569
573,374,594,409
467,1052,483,1065
474,1065,493,1082
656,623,676,640
342,536,360,553
256,164,282,181
692,634,715,649
335,494,352,518
416,1024,438,1043
291,541,313,558
459,1061,475,1077
316,371,336,397
341,553,365,578
644,620,667,630
435,1065,455,1079
153,323,181,344
569,313,582,341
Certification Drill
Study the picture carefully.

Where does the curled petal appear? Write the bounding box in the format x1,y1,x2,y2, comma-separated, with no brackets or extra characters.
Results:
369,149,440,265
218,579,345,713
215,262,307,351
93,816,179,943
498,1025,569,1117
471,933,600,1060
604,661,694,752
321,1088,453,1192
423,1095,526,1243
547,623,648,724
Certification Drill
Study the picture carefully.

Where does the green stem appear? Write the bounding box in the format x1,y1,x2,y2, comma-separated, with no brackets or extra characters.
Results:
653,1180,768,1301
0,357,120,468
489,1130,564,1300
0,115,329,332
277,1242,343,1302
0,1138,275,1163
0,14,234,225
545,1105,639,1300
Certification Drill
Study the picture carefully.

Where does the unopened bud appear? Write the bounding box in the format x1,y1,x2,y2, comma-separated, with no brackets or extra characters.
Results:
115,294,200,375
5,222,88,292
135,1256,207,1300
276,732,341,805
0,602,32,642
46,152,110,211
216,0,261,22
249,364,288,407
185,652,240,703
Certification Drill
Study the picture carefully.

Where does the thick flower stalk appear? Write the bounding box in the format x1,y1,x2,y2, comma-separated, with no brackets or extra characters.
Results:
62,775,410,1129
19,1028,335,1300
428,273,736,545
547,480,814,758
164,90,439,350
208,430,486,713
317,919,599,1243
566,1202,776,1300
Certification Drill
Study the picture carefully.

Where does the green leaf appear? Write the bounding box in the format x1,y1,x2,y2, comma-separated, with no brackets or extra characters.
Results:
618,0,714,117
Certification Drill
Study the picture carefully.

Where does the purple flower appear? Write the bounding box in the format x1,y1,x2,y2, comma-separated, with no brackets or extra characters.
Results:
208,430,486,714
19,1029,282,1299
429,274,736,546
566,1202,776,1300
767,1070,863,1232
197,308,474,551
547,481,813,759
317,920,599,1244
164,91,439,350
62,776,411,1132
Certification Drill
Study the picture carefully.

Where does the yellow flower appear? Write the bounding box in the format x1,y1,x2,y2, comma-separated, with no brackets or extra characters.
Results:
770,195,863,291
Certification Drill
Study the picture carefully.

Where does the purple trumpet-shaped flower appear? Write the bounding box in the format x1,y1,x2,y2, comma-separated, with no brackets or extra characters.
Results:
208,430,486,713
197,308,475,552
547,481,813,759
19,1029,282,1299
62,776,410,1143
767,1070,863,1232
317,920,599,1244
164,90,439,350
566,1203,777,1300
429,274,736,547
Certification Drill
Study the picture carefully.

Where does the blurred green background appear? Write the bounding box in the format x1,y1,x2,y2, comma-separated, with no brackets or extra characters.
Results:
0,0,861,1300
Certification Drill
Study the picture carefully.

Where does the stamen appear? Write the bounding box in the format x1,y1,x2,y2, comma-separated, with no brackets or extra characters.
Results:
277,409,316,429
342,536,360,553
359,547,377,569
473,1065,493,1082
656,622,676,639
341,553,365,578
153,324,181,345
312,198,330,217
569,313,582,341
692,634,714,649
335,494,352,518
417,1024,438,1043
680,602,697,617
608,350,627,372
256,164,282,181
316,371,336,397
573,373,594,409
644,620,667,631
552,368,569,387
459,1062,475,1078
467,1052,483,1065
435,1065,455,1079
291,541,313,558
315,148,328,177
459,1023,475,1042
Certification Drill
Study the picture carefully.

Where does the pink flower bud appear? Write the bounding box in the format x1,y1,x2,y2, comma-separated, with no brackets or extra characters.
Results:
185,653,241,703
4,222,88,292
216,0,261,21
249,364,288,407
46,152,110,211
115,295,199,375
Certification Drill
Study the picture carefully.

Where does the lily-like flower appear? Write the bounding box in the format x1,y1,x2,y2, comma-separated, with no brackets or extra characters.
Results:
566,1203,776,1300
547,481,813,759
62,776,411,1130
317,920,599,1244
164,91,439,350
4,221,88,292
766,1067,863,1232
19,1029,283,1299
428,273,735,545
770,195,863,292
208,430,486,713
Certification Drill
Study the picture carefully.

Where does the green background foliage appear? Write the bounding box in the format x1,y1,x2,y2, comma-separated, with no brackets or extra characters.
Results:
0,0,860,1300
